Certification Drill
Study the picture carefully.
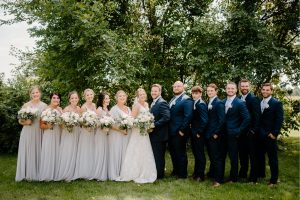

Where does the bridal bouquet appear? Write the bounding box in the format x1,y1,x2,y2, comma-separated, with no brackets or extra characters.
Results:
79,111,98,131
116,113,134,132
17,107,39,122
98,115,115,133
60,112,80,132
134,111,155,136
41,108,60,127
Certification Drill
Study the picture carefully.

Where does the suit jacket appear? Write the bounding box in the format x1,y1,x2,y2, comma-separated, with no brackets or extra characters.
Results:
149,97,170,142
241,93,261,133
224,97,250,136
191,99,208,137
205,97,225,139
168,93,193,137
259,97,284,137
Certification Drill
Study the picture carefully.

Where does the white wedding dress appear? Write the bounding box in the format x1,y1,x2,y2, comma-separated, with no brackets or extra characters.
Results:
116,104,157,183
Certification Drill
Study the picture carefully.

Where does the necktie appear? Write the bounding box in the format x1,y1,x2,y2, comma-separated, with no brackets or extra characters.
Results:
261,100,266,113
225,99,231,113
150,100,155,108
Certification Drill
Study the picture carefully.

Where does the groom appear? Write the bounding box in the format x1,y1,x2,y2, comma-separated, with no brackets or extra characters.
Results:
149,84,170,179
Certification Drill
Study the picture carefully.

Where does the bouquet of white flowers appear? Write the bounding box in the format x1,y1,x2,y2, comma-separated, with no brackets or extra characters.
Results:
17,107,39,122
98,115,115,133
134,111,155,136
79,111,98,131
60,112,80,132
116,113,134,132
41,108,60,128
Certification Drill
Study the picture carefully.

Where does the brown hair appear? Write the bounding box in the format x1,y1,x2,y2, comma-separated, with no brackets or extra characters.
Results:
68,91,79,104
207,83,218,91
151,84,162,92
262,83,273,91
191,86,203,93
239,79,251,86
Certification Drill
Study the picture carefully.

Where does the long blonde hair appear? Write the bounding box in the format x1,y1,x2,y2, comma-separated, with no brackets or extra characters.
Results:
29,85,41,99
83,88,95,100
134,88,147,104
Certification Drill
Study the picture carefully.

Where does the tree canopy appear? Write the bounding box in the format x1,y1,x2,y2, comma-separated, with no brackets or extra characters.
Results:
0,0,299,152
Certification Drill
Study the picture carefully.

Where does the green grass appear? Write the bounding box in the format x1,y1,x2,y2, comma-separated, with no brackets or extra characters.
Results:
0,137,299,200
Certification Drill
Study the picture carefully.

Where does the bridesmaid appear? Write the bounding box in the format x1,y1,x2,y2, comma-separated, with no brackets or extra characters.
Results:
73,88,96,180
56,91,81,181
108,90,131,180
92,92,110,181
39,93,62,181
15,86,47,181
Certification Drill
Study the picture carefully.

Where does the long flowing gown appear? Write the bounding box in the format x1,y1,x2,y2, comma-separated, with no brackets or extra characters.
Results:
15,101,47,181
55,116,80,181
107,105,131,180
92,108,109,181
116,105,157,183
73,110,96,180
39,109,62,181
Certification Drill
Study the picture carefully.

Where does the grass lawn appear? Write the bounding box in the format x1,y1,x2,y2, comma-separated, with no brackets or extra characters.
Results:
0,137,299,200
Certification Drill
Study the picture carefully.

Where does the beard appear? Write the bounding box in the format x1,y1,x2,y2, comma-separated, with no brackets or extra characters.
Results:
173,91,183,95
241,89,249,95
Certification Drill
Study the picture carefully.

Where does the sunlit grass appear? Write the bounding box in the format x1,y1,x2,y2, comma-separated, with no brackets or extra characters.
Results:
0,137,298,200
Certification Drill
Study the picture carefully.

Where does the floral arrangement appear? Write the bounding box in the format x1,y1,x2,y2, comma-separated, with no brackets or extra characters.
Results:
98,115,115,133
41,108,60,127
134,111,155,136
17,107,39,122
60,112,80,132
79,111,98,131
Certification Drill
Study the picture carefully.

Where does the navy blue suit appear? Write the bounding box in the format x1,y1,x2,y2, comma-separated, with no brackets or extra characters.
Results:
223,96,250,182
238,93,261,182
150,97,170,178
168,93,193,178
258,97,283,184
190,99,208,180
205,97,225,183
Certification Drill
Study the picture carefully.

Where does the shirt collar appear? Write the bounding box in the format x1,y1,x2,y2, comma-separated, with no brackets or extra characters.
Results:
227,95,236,102
194,97,202,104
209,96,217,104
175,92,185,98
263,96,272,103
153,96,161,103
242,92,249,99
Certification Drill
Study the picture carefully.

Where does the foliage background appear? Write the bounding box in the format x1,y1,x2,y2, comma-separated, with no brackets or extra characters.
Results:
0,0,299,153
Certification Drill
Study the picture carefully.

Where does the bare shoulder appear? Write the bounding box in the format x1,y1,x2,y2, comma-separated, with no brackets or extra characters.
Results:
22,102,31,108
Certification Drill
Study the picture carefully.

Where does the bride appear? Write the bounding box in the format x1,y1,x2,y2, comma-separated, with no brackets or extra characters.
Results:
116,88,157,183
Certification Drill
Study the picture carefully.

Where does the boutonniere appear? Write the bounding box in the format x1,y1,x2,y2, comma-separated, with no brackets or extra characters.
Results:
208,105,213,110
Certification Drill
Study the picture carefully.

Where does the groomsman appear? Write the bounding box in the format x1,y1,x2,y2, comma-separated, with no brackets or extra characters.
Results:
168,81,193,178
205,83,225,187
258,83,283,186
190,86,208,182
238,79,261,183
149,84,170,179
224,82,250,182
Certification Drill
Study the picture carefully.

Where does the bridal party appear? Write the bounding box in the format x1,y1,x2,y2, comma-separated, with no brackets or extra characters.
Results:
15,79,284,187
